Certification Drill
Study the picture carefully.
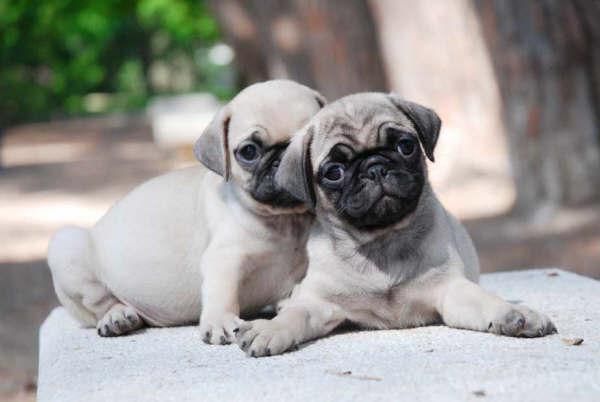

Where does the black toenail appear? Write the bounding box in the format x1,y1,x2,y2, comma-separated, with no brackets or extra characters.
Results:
250,350,256,357
233,327,239,334
241,341,247,349
265,348,271,356
220,335,226,344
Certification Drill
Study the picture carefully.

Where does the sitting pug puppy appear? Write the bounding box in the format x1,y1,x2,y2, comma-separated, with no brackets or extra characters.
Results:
235,92,557,357
47,80,325,344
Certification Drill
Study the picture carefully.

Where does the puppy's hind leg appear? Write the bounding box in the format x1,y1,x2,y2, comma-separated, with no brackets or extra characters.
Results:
48,226,143,336
95,303,144,337
436,277,557,337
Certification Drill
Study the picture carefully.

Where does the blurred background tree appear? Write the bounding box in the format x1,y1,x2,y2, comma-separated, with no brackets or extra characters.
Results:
0,0,236,126
210,0,388,100
475,0,600,216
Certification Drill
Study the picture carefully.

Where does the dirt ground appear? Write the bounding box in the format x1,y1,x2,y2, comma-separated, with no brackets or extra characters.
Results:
0,115,598,401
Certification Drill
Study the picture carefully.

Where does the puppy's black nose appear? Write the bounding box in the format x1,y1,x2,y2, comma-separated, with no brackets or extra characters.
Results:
367,163,388,180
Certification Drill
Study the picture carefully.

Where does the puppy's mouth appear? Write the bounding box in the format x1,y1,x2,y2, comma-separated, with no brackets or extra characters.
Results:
339,174,422,229
345,190,402,217
250,185,304,208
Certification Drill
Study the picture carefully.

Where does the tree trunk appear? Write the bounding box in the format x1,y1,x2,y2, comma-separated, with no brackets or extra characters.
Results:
370,0,514,219
209,0,388,100
474,0,600,216
208,0,269,85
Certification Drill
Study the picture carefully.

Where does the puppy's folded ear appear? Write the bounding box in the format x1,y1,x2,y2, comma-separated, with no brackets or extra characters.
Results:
275,126,316,208
313,91,327,109
194,106,231,180
387,94,441,162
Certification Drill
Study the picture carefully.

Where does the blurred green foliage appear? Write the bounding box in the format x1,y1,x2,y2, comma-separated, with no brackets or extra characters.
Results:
0,0,236,125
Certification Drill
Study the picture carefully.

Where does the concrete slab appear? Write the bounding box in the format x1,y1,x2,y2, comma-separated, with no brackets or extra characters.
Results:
37,269,600,402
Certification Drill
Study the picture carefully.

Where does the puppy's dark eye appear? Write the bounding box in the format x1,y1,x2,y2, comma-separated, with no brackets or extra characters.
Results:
322,163,345,184
236,142,261,164
397,138,416,156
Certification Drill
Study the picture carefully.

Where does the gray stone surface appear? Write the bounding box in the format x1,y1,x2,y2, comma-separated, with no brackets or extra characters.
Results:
38,269,600,402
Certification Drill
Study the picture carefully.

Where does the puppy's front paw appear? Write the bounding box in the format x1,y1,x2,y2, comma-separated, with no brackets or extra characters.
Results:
199,312,243,345
488,306,557,337
235,319,296,357
97,304,143,337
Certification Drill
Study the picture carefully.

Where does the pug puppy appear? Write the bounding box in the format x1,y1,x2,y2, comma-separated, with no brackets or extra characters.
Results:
235,92,557,357
47,80,325,344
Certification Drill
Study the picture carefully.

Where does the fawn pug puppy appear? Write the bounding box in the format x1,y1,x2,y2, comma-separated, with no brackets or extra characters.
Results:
236,93,557,357
48,80,325,344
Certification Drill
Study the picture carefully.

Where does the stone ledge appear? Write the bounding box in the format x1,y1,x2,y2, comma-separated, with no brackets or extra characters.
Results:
38,269,600,402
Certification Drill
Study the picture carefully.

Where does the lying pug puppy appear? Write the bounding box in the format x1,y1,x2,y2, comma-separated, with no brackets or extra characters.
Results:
47,80,325,344
236,92,557,357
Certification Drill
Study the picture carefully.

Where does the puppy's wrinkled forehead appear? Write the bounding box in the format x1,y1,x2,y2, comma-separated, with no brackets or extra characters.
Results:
312,93,414,160
229,80,322,144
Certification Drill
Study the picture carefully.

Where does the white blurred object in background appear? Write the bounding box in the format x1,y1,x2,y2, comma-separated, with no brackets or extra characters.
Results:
147,93,221,154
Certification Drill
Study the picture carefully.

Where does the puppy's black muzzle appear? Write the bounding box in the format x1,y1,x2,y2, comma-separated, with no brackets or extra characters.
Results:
366,164,388,180
250,147,304,208
338,153,423,229
359,155,394,181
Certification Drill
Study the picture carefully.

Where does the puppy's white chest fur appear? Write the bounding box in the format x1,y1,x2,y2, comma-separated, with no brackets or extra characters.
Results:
338,276,440,330
303,222,446,330
323,264,439,330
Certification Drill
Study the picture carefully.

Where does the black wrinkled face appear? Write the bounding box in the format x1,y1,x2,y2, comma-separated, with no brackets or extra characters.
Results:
317,125,425,229
234,137,303,208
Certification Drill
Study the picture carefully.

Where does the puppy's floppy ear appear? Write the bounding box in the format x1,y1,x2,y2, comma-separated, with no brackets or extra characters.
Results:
275,126,316,208
313,90,327,109
387,94,441,162
194,106,231,180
